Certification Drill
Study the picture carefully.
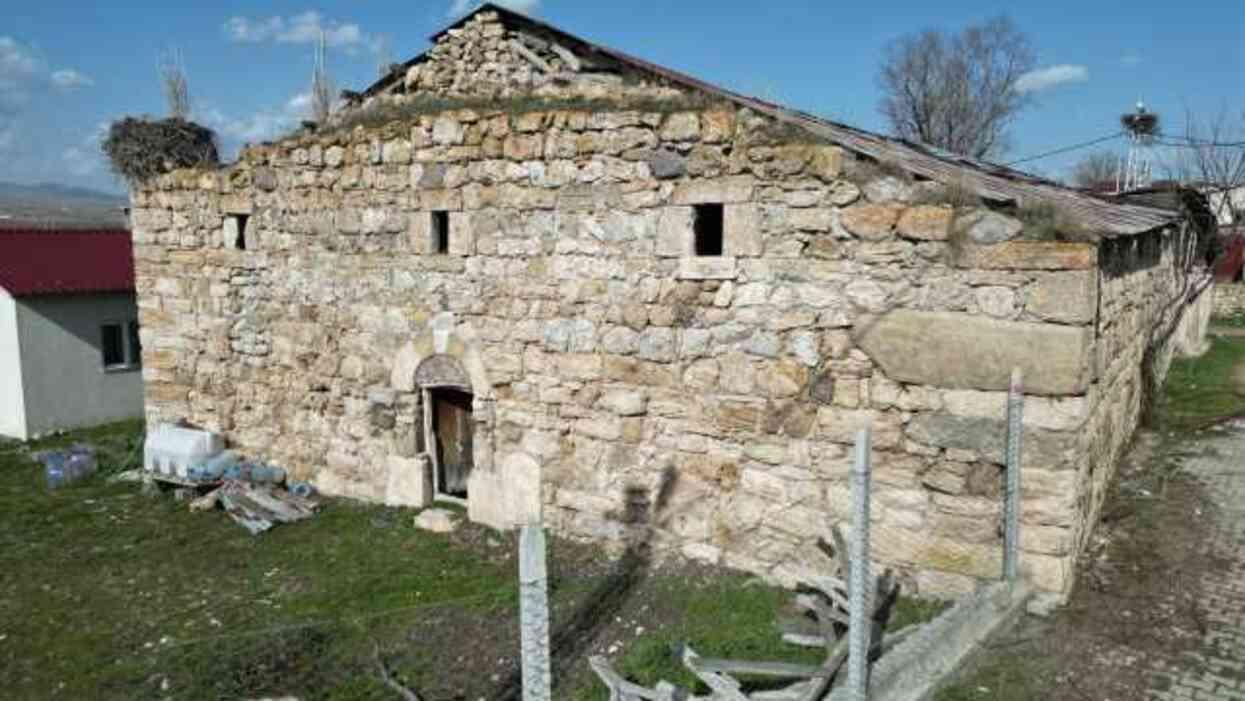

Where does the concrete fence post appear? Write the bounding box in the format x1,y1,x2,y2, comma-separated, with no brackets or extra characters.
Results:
1004,368,1024,583
848,426,873,701
519,524,552,701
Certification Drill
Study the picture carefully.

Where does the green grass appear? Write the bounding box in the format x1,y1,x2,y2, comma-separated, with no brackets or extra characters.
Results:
933,648,1051,701
2,421,949,699
0,421,515,700
1155,335,1245,431
1211,312,1245,328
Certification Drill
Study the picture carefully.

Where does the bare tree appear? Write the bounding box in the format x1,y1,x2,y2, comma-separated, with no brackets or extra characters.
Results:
311,32,335,124
1166,107,1245,224
374,34,396,79
877,16,1036,159
1071,151,1120,189
158,48,191,120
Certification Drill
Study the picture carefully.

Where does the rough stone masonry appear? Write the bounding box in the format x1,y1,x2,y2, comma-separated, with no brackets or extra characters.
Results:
127,6,1213,597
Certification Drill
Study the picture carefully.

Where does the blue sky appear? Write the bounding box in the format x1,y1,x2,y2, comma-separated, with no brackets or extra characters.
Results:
1,0,1240,195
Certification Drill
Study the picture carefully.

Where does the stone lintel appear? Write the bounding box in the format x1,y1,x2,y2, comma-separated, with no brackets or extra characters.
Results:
854,310,1092,395
954,241,1097,270
677,256,738,280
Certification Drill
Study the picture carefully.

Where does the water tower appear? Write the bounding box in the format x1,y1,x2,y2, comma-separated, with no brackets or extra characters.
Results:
1116,100,1160,193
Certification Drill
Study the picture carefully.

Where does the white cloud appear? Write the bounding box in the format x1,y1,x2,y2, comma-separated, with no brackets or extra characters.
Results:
0,120,15,153
0,37,41,84
224,11,376,53
50,69,94,89
1120,53,1142,68
60,122,108,177
1015,64,1090,94
200,91,314,147
447,0,540,19
61,145,97,176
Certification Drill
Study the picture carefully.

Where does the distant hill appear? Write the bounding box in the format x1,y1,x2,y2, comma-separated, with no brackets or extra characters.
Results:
0,181,128,229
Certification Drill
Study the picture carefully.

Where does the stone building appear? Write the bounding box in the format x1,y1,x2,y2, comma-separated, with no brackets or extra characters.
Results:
127,4,1214,596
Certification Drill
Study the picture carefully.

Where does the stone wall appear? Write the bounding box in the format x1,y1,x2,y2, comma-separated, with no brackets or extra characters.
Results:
128,100,1126,597
1076,227,1210,575
351,10,682,115
1214,282,1245,317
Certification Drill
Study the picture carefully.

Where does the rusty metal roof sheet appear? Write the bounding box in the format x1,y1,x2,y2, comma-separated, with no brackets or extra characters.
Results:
364,3,1179,238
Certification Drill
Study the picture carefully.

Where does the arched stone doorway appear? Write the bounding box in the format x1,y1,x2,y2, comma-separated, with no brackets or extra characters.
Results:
415,354,474,502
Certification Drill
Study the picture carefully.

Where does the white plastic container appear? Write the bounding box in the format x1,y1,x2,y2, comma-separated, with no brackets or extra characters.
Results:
144,424,224,482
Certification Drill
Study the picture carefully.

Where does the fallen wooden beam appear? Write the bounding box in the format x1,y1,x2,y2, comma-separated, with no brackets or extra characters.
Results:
694,657,834,679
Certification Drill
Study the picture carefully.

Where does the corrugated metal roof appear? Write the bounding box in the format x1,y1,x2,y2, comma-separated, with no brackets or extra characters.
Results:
0,229,135,297
363,3,1179,238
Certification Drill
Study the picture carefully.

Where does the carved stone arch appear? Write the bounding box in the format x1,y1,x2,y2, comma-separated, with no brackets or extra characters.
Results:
414,354,471,390
389,312,492,399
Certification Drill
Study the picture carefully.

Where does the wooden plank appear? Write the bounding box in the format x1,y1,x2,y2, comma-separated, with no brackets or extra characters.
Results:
694,657,831,679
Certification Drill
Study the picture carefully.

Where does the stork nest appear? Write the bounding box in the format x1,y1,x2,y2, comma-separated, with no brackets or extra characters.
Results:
101,117,220,183
1121,111,1160,136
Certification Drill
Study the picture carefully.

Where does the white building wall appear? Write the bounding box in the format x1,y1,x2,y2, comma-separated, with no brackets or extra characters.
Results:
0,290,27,439
15,293,144,437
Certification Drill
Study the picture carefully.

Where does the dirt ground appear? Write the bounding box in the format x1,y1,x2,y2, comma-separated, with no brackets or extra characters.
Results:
937,336,1245,701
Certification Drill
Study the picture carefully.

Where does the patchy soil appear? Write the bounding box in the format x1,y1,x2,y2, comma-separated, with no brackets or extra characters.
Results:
937,336,1245,701
0,422,942,701
937,432,1228,700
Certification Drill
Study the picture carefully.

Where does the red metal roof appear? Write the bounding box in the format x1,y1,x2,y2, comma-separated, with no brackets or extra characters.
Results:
0,229,135,297
1214,228,1245,282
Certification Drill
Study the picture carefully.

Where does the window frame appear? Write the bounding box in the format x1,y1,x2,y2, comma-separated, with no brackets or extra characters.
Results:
692,203,725,257
430,211,450,255
100,318,142,373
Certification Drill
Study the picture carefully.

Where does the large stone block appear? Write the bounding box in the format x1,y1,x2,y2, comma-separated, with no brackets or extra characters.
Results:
384,454,433,508
854,310,1093,395
906,413,1078,469
468,452,542,530
724,204,762,257
1025,271,1097,325
954,241,1097,270
656,206,693,258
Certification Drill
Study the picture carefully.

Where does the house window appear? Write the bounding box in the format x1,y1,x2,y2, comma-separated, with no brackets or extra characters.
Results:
101,324,125,368
431,211,450,254
101,320,142,371
693,203,724,256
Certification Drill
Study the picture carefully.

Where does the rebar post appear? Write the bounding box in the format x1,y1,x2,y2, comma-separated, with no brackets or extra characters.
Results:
848,426,873,700
519,524,552,701
1004,368,1024,583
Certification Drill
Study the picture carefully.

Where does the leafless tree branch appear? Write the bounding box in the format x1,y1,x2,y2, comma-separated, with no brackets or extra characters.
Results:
1165,107,1245,224
876,16,1036,160
1071,151,1121,189
158,48,191,120
311,32,336,125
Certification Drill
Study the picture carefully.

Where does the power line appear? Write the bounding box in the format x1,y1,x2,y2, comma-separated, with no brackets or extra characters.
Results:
1004,132,1124,166
1156,137,1245,149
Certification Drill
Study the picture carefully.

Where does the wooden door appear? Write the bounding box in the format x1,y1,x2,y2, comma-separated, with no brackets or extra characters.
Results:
431,388,473,498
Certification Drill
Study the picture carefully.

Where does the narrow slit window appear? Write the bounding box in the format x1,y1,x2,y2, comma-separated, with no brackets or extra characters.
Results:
431,211,450,254
693,203,724,256
100,324,125,368
228,214,249,250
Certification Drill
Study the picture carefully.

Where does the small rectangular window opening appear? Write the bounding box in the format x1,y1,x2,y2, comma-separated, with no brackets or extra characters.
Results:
431,211,450,254
230,214,249,250
101,324,125,368
693,203,724,256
